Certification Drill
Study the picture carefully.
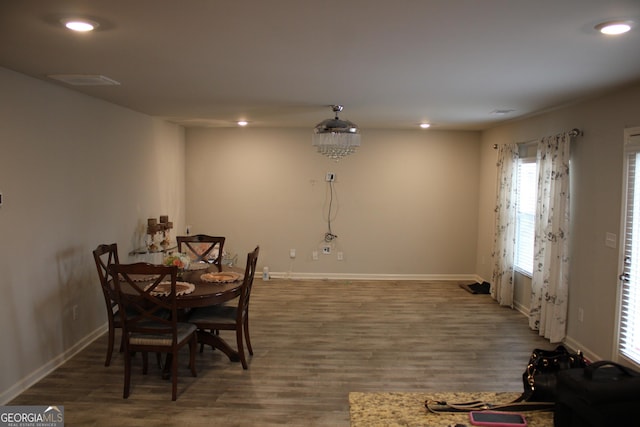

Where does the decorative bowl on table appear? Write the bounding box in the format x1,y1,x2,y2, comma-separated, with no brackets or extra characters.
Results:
163,252,190,270
162,252,191,278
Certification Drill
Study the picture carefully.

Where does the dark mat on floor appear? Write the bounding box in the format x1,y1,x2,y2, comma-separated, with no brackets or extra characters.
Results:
459,281,491,294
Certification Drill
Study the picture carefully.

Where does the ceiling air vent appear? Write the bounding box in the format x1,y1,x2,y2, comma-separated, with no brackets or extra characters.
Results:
47,74,120,86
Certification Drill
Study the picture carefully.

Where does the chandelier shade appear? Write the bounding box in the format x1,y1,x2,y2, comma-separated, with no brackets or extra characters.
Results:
312,105,360,160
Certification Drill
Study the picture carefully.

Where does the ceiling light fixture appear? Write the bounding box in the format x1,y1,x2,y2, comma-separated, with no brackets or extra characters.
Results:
62,18,99,32
312,105,361,161
237,120,248,127
420,123,431,129
595,20,632,35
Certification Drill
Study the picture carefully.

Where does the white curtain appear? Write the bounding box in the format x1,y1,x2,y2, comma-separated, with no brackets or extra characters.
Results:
529,133,571,342
491,144,519,307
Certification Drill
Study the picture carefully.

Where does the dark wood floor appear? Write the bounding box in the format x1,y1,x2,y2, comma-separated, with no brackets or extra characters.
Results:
9,279,552,426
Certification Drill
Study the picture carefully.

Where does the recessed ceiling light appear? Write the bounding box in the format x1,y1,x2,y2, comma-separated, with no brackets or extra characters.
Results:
237,120,248,127
419,123,431,129
595,20,632,35
61,19,99,32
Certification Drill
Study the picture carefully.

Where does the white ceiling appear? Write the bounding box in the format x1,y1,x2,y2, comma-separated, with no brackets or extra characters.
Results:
1,0,640,131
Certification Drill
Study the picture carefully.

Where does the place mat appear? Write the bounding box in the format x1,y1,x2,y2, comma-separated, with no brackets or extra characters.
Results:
145,281,195,296
187,262,210,271
200,271,243,283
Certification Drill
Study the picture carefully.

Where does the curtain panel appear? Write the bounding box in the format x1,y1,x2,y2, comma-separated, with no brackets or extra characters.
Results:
529,133,571,343
491,144,519,307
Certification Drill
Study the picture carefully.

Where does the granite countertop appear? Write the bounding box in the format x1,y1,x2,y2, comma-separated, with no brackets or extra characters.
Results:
349,391,554,427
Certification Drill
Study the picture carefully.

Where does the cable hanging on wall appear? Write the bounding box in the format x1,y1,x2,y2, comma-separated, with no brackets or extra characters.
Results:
324,176,338,242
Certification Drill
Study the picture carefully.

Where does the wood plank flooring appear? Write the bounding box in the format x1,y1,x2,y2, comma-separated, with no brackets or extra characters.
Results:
9,279,553,426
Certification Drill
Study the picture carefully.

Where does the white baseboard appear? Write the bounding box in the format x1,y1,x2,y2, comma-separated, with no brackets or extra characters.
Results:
510,303,603,362
562,335,603,364
266,272,484,282
1,324,107,405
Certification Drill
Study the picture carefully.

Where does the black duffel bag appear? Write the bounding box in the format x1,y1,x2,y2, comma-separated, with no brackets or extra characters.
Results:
554,360,640,427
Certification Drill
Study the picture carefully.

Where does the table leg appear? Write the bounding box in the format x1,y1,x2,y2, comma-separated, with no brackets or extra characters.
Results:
197,330,240,362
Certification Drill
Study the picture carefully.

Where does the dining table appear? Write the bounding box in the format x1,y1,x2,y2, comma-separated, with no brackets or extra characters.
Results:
122,262,245,369
174,263,245,364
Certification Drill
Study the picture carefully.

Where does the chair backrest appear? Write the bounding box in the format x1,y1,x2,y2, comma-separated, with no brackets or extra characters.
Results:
237,246,260,319
93,243,120,305
177,235,226,271
109,263,179,340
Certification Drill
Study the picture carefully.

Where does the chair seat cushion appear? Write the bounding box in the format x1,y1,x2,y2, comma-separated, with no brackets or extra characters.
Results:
129,322,196,346
188,305,237,326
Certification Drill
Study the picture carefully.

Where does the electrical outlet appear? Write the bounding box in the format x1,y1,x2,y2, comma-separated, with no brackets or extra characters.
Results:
337,251,344,261
72,305,78,321
312,251,319,260
322,246,331,254
289,248,296,258
578,307,584,322
605,232,616,248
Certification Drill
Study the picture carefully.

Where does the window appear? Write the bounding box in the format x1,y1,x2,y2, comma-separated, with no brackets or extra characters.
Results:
618,128,640,368
514,158,537,275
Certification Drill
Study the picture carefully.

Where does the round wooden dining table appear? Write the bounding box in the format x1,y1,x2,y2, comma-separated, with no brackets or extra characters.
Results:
114,262,247,379
174,264,245,363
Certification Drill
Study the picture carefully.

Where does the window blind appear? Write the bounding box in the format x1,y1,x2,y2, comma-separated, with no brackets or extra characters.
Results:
619,131,640,366
515,159,537,275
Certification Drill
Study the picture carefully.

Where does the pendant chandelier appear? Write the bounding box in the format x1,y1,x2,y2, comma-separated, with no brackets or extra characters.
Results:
312,105,361,161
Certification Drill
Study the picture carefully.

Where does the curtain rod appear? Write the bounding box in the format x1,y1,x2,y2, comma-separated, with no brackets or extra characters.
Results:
492,128,582,149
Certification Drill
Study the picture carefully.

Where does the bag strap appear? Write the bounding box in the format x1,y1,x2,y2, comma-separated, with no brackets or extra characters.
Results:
425,399,554,414
584,361,638,379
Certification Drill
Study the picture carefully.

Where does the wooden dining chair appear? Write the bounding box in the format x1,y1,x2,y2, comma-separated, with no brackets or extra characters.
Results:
177,234,226,272
109,262,198,401
92,243,123,367
188,246,259,369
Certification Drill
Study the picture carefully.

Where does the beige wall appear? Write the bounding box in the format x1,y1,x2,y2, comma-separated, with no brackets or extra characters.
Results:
185,127,482,278
476,81,640,361
0,67,186,402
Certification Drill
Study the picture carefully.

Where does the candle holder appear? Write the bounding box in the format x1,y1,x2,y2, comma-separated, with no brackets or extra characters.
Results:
147,215,173,252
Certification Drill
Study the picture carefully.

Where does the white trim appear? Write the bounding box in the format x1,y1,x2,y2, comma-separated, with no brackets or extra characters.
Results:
562,335,603,366
512,299,530,317
0,324,107,405
267,272,484,282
